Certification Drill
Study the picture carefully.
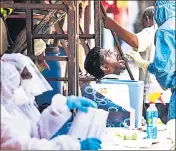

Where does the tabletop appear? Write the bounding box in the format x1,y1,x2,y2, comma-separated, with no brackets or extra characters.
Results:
101,128,175,150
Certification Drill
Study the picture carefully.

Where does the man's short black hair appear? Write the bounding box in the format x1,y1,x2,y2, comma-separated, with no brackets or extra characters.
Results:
84,47,105,79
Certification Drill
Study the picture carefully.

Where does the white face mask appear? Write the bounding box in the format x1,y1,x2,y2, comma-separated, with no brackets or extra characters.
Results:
14,86,30,105
21,79,42,98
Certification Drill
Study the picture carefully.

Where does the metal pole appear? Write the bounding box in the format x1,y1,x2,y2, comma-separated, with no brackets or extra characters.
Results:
32,34,94,39
75,0,80,96
100,2,135,80
94,0,101,47
1,3,67,10
67,0,79,96
26,1,34,56
79,25,91,55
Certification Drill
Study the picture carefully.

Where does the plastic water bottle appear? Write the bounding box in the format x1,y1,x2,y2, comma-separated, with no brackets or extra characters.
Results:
146,103,158,139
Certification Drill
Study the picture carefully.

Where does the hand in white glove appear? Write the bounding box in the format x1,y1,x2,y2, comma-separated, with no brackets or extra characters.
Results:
125,51,150,70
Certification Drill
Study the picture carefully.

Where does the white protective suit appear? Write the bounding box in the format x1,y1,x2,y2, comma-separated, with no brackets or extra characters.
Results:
0,56,81,150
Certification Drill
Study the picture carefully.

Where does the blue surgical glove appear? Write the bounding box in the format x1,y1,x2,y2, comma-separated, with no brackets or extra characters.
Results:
80,138,102,150
66,95,97,113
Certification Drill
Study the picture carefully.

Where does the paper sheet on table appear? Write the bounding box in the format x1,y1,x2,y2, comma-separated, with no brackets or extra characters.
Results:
68,108,109,140
90,83,132,111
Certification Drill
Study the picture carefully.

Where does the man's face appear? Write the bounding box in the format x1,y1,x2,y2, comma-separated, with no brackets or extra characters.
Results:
21,67,32,79
100,49,125,75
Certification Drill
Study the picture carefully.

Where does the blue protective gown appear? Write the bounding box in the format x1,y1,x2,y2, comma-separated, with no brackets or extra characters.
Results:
147,0,176,120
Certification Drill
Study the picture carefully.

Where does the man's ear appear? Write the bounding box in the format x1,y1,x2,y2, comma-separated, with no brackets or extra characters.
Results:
146,16,150,25
101,65,109,71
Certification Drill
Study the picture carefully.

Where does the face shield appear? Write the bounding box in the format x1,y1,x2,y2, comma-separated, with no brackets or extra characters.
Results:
1,53,53,99
1,60,32,106
2,53,26,74
1,60,21,104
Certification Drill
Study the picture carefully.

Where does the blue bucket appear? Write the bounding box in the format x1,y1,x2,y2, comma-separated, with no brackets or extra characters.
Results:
37,47,61,107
